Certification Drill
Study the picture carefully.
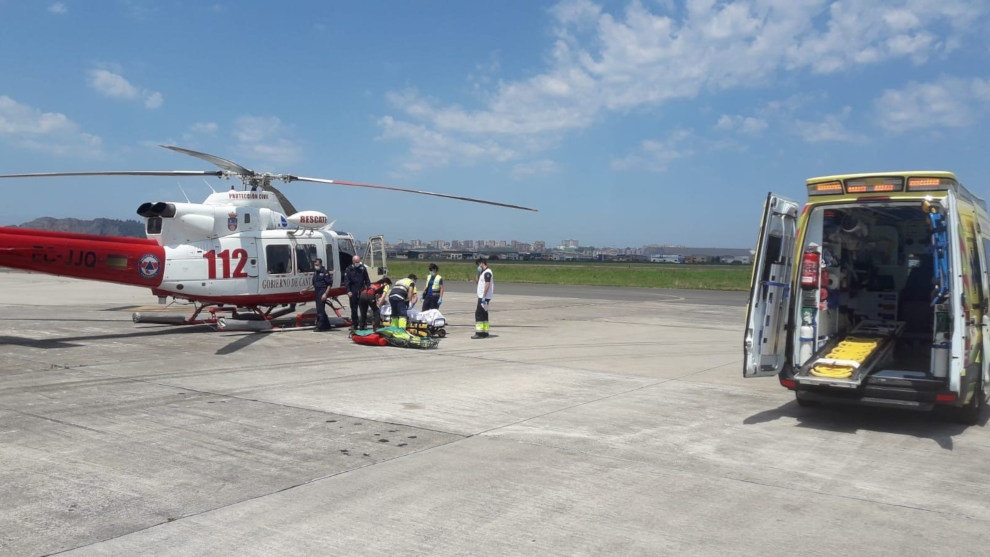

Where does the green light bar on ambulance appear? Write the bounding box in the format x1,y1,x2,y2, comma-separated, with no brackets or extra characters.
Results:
845,177,903,194
907,176,958,191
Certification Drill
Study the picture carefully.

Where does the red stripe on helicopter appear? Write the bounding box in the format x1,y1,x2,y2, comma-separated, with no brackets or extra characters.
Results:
0,226,159,245
0,227,165,287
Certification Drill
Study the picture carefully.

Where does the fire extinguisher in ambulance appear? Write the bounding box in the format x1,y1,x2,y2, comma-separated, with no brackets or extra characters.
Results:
800,246,821,289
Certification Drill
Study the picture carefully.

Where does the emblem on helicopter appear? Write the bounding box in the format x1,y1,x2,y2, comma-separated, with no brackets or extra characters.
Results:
138,254,162,279
227,212,238,232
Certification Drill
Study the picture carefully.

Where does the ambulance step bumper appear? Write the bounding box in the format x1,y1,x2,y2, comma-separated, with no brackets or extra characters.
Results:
795,381,943,411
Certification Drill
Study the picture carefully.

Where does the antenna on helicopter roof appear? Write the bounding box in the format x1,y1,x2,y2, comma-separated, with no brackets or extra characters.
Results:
176,181,191,203
202,179,217,194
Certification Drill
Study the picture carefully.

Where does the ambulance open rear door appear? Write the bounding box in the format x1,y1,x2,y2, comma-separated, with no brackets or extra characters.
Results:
745,193,800,378
944,190,965,396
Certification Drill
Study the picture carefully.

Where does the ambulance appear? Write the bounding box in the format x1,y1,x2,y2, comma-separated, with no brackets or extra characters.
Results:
744,172,990,424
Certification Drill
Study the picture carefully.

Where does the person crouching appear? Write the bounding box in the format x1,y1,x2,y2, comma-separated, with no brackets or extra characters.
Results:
388,274,418,330
359,277,391,330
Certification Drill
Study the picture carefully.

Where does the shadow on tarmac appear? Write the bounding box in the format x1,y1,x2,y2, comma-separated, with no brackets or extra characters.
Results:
743,400,989,450
0,325,215,349
444,324,544,328
215,332,270,356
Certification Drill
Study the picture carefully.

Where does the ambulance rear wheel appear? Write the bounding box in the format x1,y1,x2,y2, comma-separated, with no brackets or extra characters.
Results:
953,376,984,426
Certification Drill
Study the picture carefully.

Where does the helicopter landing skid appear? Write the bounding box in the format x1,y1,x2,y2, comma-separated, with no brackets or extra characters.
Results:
326,296,347,319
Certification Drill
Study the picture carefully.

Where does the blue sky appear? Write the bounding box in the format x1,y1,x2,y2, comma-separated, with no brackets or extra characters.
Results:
1,0,989,248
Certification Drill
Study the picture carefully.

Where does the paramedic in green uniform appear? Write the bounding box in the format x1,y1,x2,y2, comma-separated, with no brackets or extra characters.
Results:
422,263,444,311
473,258,493,339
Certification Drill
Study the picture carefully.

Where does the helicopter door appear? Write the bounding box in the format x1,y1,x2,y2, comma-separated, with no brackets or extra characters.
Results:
744,192,800,378
365,235,388,281
216,236,259,292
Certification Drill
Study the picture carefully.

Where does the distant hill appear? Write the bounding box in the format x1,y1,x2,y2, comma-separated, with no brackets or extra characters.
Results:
15,217,146,238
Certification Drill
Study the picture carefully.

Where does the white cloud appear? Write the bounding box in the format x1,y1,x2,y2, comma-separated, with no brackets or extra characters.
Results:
232,115,302,167
48,2,67,15
611,129,693,172
88,69,139,100
716,93,858,143
377,115,518,173
144,91,163,109
87,67,164,110
716,114,768,135
380,0,984,171
874,77,990,132
794,107,864,142
181,121,219,143
511,159,559,179
190,122,219,134
0,96,103,157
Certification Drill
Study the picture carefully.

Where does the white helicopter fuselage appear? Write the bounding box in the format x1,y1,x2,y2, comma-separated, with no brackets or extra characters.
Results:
142,189,378,306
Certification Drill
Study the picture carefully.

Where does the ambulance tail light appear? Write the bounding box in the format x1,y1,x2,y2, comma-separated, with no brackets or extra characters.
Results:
779,378,796,389
845,177,903,194
808,181,842,196
907,177,957,191
935,392,958,403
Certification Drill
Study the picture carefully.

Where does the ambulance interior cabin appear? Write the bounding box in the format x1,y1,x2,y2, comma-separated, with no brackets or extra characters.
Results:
794,199,948,383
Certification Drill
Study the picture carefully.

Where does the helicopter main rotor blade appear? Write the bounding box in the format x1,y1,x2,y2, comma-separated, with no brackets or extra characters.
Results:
289,176,539,212
263,184,298,216
160,145,255,176
0,170,223,179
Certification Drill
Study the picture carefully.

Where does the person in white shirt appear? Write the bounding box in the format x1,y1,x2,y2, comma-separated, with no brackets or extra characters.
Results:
473,258,493,339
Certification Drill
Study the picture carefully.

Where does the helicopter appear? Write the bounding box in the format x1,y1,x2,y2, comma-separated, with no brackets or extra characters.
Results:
0,145,537,331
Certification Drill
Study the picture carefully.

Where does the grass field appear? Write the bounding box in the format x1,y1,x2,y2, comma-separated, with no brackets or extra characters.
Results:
385,260,752,291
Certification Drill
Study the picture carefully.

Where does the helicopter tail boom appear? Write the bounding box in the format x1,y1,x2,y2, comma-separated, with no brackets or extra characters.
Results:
0,227,166,288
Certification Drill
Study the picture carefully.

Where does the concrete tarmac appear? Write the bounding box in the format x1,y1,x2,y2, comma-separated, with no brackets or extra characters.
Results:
1,271,989,556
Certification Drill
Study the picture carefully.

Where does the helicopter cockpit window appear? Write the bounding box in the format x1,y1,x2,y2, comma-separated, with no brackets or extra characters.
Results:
296,244,318,273
146,216,163,235
339,239,356,258
338,238,356,273
266,245,291,275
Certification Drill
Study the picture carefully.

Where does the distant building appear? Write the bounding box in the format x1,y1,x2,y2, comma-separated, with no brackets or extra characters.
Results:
561,239,579,249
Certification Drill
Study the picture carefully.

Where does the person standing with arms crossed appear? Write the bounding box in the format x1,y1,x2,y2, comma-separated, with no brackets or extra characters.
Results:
311,258,334,331
422,263,444,311
343,255,370,331
473,258,493,339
